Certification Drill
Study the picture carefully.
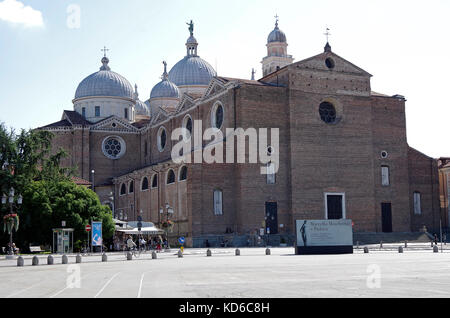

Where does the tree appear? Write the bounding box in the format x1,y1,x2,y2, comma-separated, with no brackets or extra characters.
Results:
16,181,114,249
0,122,108,251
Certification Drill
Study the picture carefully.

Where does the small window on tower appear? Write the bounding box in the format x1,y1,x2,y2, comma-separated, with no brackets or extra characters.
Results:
95,106,101,117
124,108,129,119
82,107,86,118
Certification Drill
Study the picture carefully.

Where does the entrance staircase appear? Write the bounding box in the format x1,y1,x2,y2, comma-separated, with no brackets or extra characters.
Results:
353,232,433,245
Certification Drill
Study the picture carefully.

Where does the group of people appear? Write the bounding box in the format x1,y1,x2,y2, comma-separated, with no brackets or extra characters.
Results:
3,242,19,255
123,235,168,252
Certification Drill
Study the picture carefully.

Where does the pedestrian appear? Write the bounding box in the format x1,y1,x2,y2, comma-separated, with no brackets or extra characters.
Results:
434,234,439,246
205,240,210,248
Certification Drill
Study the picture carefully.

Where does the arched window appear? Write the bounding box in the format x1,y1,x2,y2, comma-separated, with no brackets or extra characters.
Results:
158,127,167,152
183,115,193,140
414,192,422,215
179,166,188,181
129,181,134,194
167,170,176,185
120,184,126,196
141,177,149,191
151,174,158,188
213,189,223,215
211,102,224,129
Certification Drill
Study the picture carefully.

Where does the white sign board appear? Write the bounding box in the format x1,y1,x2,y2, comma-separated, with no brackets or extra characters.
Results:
296,220,353,247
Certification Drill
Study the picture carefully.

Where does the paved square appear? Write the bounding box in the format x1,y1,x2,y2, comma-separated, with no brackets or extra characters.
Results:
1,247,449,298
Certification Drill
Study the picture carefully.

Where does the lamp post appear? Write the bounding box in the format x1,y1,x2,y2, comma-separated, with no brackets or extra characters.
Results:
160,204,174,249
91,170,96,193
109,191,115,219
2,188,22,259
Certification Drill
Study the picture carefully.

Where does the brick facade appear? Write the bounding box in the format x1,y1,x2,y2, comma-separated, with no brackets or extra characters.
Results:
40,49,441,247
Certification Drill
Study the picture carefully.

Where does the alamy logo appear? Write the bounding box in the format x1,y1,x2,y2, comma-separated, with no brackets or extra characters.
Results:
170,120,280,175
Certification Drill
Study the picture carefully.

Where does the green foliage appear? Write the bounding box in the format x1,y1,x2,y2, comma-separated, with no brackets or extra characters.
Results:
16,181,114,247
0,122,112,249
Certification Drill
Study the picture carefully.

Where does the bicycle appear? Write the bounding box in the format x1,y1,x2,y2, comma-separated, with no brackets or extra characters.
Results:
124,246,141,258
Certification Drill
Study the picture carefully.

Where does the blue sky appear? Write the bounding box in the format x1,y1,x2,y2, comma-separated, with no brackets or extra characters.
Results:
0,0,449,157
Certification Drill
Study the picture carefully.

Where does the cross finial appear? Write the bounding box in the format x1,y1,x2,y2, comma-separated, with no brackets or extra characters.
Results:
324,28,331,43
274,14,279,27
251,68,256,81
101,46,109,57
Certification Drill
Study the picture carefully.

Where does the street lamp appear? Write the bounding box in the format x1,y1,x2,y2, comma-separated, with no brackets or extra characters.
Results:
91,170,95,192
160,204,174,249
109,191,115,218
1,188,23,259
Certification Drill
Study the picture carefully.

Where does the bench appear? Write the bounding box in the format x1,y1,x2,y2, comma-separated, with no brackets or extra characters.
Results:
29,246,44,254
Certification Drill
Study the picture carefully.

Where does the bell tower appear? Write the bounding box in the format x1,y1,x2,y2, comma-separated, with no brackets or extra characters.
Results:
261,16,294,77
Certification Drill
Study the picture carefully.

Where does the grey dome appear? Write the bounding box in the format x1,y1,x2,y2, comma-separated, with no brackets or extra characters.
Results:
168,56,216,87
135,99,150,116
268,26,287,43
75,58,134,100
150,78,180,99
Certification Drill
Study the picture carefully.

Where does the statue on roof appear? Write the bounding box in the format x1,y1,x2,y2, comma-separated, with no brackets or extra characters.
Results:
186,20,194,36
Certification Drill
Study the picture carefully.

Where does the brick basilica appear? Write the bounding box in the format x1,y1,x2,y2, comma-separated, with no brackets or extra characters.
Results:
39,19,440,247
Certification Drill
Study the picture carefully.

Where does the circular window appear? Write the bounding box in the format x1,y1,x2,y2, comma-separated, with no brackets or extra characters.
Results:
381,151,389,159
319,102,337,124
158,127,167,152
182,115,193,140
325,58,335,70
102,136,126,160
211,103,224,129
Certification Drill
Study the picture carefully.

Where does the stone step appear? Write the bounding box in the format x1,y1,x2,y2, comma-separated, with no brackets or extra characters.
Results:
353,232,432,245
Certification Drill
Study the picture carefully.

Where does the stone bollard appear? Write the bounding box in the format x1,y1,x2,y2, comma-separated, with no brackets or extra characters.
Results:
380,241,383,249
266,248,271,256
178,250,183,258
364,247,369,254
152,251,157,260
32,256,39,266
235,249,241,256
434,245,439,253
17,256,24,267
47,255,54,265
62,255,68,264
207,249,212,257
127,252,133,261
399,246,404,254
102,253,108,262
76,254,82,264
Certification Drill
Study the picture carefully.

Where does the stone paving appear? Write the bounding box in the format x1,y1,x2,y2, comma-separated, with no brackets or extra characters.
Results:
1,247,450,298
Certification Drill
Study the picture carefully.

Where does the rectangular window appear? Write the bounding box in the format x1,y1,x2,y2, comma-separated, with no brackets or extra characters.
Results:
381,166,390,186
95,106,101,117
414,192,422,215
82,107,86,118
124,108,128,119
214,190,223,216
267,162,276,185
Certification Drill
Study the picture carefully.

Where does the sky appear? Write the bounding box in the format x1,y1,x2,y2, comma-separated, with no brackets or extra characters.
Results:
0,0,449,158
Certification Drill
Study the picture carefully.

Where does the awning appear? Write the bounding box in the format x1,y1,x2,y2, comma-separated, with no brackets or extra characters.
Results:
116,227,165,235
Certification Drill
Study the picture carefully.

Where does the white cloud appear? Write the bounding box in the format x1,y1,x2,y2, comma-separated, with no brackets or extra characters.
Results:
0,0,44,27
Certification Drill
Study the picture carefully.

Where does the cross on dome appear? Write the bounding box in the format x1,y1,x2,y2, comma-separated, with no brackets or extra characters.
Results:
101,46,109,58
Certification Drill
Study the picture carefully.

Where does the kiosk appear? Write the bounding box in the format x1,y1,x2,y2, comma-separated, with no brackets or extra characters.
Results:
52,228,75,254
